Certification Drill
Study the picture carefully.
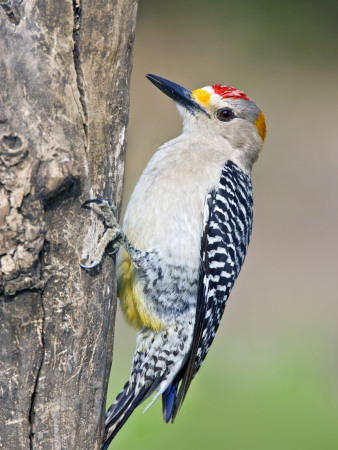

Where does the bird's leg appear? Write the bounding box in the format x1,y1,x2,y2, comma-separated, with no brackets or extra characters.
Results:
80,198,135,270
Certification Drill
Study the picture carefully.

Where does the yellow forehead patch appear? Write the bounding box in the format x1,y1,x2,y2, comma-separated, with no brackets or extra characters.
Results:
255,112,266,141
191,88,211,106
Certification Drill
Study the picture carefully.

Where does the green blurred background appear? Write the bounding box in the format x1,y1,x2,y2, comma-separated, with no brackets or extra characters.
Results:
107,1,338,448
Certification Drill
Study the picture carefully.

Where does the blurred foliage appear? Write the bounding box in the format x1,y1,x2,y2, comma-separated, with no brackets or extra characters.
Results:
107,1,338,449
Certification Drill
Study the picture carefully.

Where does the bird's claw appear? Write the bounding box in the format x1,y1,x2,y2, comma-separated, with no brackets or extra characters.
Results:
80,197,120,271
108,247,119,256
82,197,118,228
80,260,100,270
82,198,114,208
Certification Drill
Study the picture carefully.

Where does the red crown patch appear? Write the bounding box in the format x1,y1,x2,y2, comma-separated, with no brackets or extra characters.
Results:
212,85,251,102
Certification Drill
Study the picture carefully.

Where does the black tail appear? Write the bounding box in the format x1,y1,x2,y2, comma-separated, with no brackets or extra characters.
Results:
101,382,149,450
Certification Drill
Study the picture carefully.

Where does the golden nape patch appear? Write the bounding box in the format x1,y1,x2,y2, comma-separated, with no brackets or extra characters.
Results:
255,112,266,141
117,249,164,332
191,88,211,106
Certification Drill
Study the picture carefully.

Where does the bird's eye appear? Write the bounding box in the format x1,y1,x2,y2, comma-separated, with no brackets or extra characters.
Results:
217,108,234,121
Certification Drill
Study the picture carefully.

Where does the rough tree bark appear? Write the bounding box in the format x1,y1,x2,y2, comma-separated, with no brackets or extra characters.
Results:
0,0,138,448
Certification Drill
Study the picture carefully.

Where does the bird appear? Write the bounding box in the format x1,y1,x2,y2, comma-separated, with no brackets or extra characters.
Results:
81,74,266,449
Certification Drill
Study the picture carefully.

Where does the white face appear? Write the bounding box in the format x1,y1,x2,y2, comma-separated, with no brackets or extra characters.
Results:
146,75,266,173
176,86,266,171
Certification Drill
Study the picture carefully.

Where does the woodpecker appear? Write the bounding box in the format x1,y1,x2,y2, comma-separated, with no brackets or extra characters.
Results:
81,74,266,449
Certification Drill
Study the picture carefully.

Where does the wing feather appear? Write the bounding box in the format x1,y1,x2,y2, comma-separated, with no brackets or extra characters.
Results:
170,161,253,421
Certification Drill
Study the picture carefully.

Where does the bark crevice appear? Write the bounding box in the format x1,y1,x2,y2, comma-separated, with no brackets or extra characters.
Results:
28,294,45,449
72,0,89,148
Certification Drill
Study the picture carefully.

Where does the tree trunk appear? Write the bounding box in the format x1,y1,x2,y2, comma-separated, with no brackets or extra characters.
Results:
0,0,138,448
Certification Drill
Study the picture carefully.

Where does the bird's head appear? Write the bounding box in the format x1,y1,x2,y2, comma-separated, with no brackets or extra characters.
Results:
146,74,266,172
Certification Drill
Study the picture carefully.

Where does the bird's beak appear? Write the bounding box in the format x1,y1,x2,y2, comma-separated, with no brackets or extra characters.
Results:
146,74,209,117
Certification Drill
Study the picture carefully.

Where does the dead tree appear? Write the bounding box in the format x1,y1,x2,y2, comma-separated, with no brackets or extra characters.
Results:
0,0,138,448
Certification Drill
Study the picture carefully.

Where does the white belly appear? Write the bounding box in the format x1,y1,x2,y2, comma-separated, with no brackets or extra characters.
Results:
122,134,230,269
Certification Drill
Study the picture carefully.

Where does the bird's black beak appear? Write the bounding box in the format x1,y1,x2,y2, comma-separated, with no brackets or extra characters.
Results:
146,74,209,117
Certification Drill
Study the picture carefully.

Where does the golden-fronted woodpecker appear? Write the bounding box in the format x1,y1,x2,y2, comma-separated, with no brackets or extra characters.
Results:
81,74,266,449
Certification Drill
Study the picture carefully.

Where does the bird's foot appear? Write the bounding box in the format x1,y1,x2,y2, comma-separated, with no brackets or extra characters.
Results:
80,198,124,270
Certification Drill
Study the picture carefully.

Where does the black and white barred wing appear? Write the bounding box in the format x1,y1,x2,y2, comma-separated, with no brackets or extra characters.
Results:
172,161,253,419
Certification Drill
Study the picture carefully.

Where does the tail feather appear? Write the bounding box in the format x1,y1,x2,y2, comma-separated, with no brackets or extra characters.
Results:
104,381,132,426
101,382,149,450
162,380,179,423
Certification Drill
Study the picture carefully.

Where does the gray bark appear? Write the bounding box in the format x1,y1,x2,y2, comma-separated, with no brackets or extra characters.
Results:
0,0,138,448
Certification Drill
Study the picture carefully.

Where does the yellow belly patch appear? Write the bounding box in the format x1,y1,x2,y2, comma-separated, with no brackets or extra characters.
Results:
117,249,164,332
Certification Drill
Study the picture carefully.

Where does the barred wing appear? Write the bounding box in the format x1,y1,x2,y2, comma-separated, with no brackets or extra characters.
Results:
171,160,253,419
